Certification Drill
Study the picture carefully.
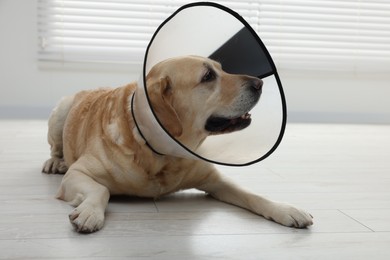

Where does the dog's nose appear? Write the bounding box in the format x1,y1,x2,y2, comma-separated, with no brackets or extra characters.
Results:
250,78,263,91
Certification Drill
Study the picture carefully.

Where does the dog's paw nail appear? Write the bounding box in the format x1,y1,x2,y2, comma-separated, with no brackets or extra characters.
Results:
68,206,104,233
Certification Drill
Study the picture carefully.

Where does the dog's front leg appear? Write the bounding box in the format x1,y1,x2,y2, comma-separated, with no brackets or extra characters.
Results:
56,161,110,233
198,171,313,228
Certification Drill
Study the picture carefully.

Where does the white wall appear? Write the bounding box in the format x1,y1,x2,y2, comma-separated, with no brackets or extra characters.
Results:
1,0,389,124
0,0,139,119
279,69,390,124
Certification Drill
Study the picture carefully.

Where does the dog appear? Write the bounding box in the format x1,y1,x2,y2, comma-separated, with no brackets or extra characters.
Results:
42,56,313,233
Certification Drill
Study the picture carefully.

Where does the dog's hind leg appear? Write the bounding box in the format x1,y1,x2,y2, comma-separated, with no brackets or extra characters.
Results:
198,168,313,228
42,95,74,174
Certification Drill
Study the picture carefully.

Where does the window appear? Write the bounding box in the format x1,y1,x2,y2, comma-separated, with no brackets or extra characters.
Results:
38,0,390,72
259,0,390,72
37,0,261,64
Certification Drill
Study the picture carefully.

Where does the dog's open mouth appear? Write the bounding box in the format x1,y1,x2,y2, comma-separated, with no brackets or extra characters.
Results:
205,112,252,134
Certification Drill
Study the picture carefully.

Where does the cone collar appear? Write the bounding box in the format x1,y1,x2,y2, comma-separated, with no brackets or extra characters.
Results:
131,2,287,166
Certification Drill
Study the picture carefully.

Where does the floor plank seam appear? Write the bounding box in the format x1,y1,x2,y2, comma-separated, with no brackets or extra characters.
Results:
338,209,375,232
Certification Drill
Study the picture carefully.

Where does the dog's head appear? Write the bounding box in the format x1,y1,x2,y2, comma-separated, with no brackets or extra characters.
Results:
146,56,262,149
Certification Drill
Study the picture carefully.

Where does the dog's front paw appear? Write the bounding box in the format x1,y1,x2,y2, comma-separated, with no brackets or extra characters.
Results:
267,202,313,228
42,157,68,174
69,204,105,233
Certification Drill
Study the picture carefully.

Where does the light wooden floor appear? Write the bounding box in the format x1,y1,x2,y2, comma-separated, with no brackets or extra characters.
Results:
1,120,390,259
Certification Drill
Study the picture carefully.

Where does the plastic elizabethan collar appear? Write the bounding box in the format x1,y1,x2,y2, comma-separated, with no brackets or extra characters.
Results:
131,3,287,166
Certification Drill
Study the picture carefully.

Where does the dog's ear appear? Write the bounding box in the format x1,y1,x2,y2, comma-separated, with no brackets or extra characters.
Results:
148,77,183,137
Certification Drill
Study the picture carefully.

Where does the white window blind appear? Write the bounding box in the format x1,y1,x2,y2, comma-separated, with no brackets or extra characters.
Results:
38,0,390,72
37,0,261,64
259,0,390,72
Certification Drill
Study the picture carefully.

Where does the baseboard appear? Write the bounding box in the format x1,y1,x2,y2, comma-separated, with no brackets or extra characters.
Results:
288,111,390,124
0,106,51,119
0,106,388,124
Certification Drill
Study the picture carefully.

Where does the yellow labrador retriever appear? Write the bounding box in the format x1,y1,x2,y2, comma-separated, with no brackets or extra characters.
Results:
42,56,313,233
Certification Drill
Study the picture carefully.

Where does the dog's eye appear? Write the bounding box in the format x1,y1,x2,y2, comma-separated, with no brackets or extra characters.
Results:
201,69,216,83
